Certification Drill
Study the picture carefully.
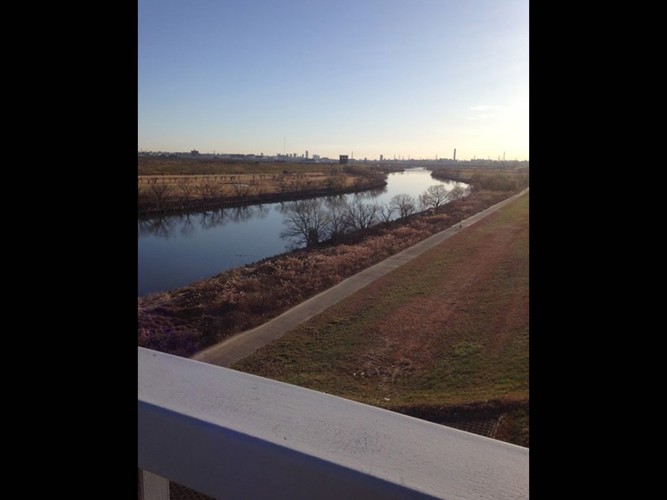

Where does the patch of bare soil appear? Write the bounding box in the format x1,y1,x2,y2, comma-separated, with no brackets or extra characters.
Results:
348,210,527,387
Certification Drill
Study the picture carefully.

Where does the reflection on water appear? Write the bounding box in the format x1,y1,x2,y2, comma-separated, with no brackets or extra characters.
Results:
138,169,466,296
351,186,388,200
138,204,272,239
137,216,178,239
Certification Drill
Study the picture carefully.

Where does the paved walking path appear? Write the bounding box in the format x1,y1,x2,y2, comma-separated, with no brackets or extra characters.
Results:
192,188,529,367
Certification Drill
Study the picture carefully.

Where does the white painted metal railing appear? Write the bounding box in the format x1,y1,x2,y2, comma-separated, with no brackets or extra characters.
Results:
138,347,528,499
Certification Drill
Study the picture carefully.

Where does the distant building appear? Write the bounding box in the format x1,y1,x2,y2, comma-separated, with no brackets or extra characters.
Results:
339,155,349,164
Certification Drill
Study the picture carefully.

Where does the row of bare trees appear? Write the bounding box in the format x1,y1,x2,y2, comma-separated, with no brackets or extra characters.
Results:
142,173,335,206
138,174,264,183
141,170,383,212
280,184,469,248
141,179,267,210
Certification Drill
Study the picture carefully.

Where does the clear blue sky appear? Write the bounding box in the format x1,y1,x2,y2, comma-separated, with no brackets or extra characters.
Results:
138,0,528,161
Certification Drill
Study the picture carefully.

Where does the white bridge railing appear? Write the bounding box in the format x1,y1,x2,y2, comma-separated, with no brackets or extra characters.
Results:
138,347,529,499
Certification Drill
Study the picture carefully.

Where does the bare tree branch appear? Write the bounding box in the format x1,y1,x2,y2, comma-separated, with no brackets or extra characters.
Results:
390,193,417,218
280,199,332,248
419,185,451,212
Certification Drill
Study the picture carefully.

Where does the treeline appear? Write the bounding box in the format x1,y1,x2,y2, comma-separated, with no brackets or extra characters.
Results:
469,172,529,192
280,184,470,248
430,168,529,192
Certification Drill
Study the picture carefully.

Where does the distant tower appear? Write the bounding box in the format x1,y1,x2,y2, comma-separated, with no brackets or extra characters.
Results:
380,154,383,161
503,151,506,161
305,150,309,159
453,148,457,161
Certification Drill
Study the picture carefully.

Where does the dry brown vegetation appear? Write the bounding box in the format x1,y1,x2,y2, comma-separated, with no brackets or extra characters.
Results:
138,189,515,357
138,157,388,215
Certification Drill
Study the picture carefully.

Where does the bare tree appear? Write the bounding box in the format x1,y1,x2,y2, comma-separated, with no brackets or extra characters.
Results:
390,193,417,218
324,197,350,241
206,181,224,200
149,183,172,210
280,199,332,248
377,202,396,223
345,200,378,231
231,182,251,198
419,184,451,213
176,178,195,202
194,183,208,200
448,185,468,201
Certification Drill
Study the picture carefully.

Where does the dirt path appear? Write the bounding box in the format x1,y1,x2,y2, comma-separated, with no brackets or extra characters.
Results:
191,188,529,367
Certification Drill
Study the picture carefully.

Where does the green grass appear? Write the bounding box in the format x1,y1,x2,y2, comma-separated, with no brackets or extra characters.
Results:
233,193,529,414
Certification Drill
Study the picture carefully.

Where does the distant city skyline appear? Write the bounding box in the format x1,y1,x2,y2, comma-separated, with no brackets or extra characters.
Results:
139,0,529,162
138,149,529,162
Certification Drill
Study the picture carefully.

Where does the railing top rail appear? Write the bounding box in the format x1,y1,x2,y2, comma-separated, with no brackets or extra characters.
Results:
138,347,528,499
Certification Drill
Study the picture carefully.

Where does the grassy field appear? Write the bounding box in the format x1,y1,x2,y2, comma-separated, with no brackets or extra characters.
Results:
138,156,340,176
137,157,388,214
232,192,529,445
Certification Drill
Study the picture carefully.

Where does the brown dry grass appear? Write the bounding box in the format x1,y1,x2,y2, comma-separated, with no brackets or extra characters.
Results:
137,171,358,201
138,190,515,357
233,192,529,444
137,158,390,214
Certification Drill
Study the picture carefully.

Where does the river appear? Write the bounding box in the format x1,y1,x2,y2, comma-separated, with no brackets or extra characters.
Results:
138,168,465,296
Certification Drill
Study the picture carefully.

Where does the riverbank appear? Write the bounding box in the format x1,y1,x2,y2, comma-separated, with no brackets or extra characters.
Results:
138,158,392,217
138,187,521,358
138,177,387,217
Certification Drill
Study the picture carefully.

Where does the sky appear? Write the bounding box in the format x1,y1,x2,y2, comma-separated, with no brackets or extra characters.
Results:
138,0,529,161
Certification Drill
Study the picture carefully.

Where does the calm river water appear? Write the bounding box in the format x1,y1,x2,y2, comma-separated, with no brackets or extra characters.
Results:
138,168,465,296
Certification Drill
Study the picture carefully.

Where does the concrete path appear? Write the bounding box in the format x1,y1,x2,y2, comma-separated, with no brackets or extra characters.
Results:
192,188,529,367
